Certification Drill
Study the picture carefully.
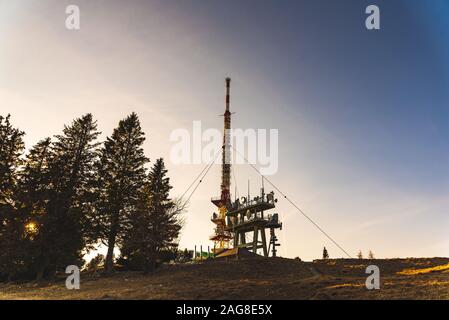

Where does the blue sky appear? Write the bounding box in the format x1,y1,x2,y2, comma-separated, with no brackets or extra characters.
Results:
1,0,448,260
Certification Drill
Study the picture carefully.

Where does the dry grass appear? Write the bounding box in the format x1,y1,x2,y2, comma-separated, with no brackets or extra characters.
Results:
1,257,449,300
397,263,449,276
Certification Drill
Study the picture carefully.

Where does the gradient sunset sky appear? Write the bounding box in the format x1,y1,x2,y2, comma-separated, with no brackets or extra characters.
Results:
1,0,449,260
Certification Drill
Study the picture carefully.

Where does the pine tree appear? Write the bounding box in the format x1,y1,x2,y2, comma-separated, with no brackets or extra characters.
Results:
322,247,329,260
94,113,148,273
357,250,363,260
18,138,53,222
121,159,183,273
34,114,100,281
15,139,53,279
368,250,375,259
0,114,25,206
0,115,25,280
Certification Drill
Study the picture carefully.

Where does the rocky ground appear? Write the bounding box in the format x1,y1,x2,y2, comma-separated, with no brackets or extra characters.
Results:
1,257,449,300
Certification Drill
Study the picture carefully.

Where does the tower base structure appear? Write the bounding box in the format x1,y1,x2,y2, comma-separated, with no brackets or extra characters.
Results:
225,189,282,257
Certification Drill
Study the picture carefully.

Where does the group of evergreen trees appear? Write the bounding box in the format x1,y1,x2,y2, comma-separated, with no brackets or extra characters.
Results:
322,247,376,260
0,113,183,281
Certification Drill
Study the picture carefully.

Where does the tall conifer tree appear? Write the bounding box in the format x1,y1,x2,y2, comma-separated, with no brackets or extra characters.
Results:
15,138,53,279
34,114,100,280
94,113,148,273
0,115,25,279
122,159,182,273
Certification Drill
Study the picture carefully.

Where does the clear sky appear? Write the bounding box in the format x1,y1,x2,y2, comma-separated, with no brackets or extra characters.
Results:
1,0,448,260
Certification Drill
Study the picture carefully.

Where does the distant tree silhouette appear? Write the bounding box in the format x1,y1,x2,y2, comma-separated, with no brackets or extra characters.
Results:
357,250,363,259
322,247,329,260
368,250,375,259
179,248,193,262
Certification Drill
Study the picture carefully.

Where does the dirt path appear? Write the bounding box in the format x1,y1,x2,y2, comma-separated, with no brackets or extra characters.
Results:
305,263,322,278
